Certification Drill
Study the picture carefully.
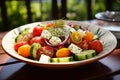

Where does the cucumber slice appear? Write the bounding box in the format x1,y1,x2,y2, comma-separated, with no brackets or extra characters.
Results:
51,57,73,63
75,53,87,60
15,35,23,43
75,50,96,60
19,28,30,35
30,43,41,60
15,28,30,43
50,58,59,63
86,51,96,59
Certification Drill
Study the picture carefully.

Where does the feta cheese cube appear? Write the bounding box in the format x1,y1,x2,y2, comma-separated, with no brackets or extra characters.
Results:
41,30,52,39
64,25,76,32
77,29,85,37
39,54,50,63
68,43,82,54
49,36,62,46
70,27,76,32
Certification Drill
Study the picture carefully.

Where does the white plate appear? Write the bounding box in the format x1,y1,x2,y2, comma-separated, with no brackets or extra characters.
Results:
95,11,120,22
2,21,117,69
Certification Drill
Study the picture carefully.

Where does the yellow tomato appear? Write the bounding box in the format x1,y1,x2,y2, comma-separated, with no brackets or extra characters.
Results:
56,48,70,58
18,44,31,57
70,31,82,44
84,31,94,42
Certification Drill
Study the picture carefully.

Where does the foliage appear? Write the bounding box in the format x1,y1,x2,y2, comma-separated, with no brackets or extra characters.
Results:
67,0,87,20
0,0,120,31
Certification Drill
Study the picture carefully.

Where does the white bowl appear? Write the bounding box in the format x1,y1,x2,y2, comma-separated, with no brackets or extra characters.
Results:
2,20,117,69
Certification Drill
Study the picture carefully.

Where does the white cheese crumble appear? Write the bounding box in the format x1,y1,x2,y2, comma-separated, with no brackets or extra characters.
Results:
64,25,76,32
49,36,62,46
41,30,52,39
68,43,82,54
77,29,86,37
39,54,50,63
69,27,76,32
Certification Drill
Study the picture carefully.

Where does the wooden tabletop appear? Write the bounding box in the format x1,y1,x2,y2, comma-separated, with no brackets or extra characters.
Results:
0,20,120,80
0,31,10,70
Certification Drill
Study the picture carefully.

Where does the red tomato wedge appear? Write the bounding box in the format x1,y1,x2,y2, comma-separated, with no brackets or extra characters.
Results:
79,40,89,50
43,46,54,57
37,46,54,58
33,26,43,36
89,40,103,54
29,36,45,46
14,41,28,51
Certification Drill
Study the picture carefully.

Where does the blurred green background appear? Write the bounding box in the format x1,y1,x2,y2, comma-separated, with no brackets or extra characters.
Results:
0,0,120,31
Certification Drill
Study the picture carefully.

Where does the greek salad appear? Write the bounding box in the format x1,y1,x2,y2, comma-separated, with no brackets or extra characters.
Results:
14,19,104,63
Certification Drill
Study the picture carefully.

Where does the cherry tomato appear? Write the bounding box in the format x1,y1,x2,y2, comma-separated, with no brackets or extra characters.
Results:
46,22,54,27
14,41,28,51
33,26,43,36
56,48,70,58
29,36,45,46
70,31,82,44
18,44,31,57
84,31,94,42
89,40,103,54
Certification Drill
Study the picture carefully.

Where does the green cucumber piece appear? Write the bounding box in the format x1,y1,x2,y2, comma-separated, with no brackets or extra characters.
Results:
51,57,73,63
15,35,23,43
50,58,59,63
86,51,96,58
15,28,30,43
75,53,87,60
75,50,96,60
19,28,30,35
30,43,41,60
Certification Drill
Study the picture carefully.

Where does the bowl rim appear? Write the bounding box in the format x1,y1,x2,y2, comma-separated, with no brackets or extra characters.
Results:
2,20,117,68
